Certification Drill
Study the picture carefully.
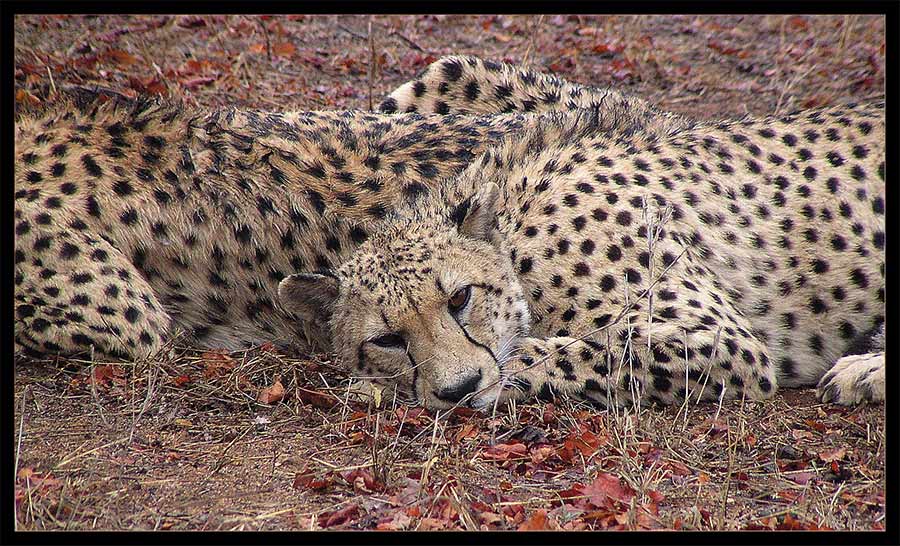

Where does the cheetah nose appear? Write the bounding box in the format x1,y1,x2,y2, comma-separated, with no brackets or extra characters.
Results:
435,369,483,404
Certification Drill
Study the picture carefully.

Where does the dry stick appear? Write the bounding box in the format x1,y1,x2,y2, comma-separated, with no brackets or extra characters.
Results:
14,386,31,528
520,15,544,66
256,17,272,62
368,16,376,111
337,23,368,40
389,30,427,53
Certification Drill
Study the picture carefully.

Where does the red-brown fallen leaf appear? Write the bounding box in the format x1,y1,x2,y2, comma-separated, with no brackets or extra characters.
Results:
128,75,166,96
342,468,384,493
792,428,814,441
295,386,336,409
707,39,745,57
518,509,551,530
177,16,207,28
804,419,827,433
257,376,285,404
775,513,830,530
454,422,479,442
541,404,557,424
592,42,624,55
273,42,296,56
483,442,527,461
91,364,126,388
105,49,137,66
318,503,359,528
201,350,234,379
376,511,412,530
581,472,634,508
529,445,556,466
785,471,817,485
818,446,847,463
172,374,191,387
15,89,41,107
559,428,604,462
787,16,809,30
292,465,316,489
182,76,217,90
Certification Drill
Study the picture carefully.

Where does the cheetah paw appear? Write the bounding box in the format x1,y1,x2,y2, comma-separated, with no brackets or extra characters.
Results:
817,352,885,405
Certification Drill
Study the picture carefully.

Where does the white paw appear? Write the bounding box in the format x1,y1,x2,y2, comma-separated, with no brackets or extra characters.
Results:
817,353,885,405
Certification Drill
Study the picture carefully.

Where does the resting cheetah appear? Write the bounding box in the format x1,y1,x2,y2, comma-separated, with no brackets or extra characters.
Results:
280,63,885,409
14,56,672,361
15,57,884,410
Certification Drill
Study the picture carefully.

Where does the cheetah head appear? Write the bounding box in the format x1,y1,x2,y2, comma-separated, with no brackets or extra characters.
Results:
278,183,530,410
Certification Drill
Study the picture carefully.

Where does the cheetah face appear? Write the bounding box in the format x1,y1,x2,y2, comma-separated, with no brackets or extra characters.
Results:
279,183,531,409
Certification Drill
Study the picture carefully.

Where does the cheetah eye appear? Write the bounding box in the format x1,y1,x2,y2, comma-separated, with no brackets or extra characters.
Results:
369,333,406,349
448,285,472,314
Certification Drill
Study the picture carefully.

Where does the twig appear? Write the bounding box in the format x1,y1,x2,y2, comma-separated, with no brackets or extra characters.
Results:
337,24,368,40
368,16,375,111
521,15,544,66
46,66,56,96
256,18,272,61
389,30,428,53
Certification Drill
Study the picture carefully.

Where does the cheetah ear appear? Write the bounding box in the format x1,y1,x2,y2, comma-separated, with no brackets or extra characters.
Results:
278,273,340,321
451,182,501,244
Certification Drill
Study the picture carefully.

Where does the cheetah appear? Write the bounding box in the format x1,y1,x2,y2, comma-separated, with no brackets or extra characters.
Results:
279,68,885,409
13,55,689,363
15,58,884,410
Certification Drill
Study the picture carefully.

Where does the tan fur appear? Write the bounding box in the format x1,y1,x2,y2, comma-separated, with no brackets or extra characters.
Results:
302,99,885,409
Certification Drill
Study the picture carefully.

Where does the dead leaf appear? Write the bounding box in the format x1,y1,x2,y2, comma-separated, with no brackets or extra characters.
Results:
201,351,234,379
785,471,817,485
581,472,634,507
818,446,847,463
91,364,126,388
295,386,336,409
258,376,285,404
273,42,296,56
105,49,138,66
483,442,527,461
182,76,216,90
15,89,41,107
518,509,551,530
317,503,359,528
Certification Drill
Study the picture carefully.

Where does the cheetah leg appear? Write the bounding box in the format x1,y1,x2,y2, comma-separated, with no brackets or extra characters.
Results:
15,229,170,361
816,352,885,405
498,328,777,409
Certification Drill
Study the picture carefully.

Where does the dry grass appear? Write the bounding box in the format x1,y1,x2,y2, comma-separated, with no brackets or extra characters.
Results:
13,14,885,531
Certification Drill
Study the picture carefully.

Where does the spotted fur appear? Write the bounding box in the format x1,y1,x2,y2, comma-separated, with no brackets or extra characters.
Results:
14,94,540,359
292,82,884,409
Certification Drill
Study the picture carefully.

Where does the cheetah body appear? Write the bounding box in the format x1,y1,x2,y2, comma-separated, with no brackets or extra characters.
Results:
284,58,885,409
15,57,885,409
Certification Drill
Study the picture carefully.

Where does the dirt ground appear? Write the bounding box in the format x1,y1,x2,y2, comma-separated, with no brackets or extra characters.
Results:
13,14,886,531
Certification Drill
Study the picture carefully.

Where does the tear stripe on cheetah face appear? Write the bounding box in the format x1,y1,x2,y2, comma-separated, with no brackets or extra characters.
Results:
14,94,545,361
310,99,884,408
380,55,693,140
